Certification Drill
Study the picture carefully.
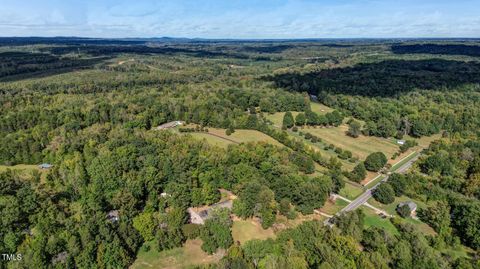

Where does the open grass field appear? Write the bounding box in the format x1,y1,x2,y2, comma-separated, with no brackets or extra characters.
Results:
264,111,300,128
367,196,436,235
208,128,284,147
264,103,332,128
130,239,220,269
339,183,364,200
189,132,234,149
186,128,284,149
361,207,399,235
276,213,326,230
0,164,40,172
232,219,276,244
0,164,48,182
303,125,399,160
318,198,349,215
287,129,356,170
310,102,334,115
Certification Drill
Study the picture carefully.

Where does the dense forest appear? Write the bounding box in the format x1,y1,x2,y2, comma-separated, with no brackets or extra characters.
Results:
1,38,479,268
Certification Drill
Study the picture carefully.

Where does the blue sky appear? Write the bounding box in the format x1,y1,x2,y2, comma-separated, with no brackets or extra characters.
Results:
0,0,479,38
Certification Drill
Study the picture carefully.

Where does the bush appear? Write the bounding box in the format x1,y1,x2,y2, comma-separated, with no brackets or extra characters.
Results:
372,183,395,204
347,120,362,138
364,152,387,172
399,140,418,153
388,173,406,196
182,224,202,239
292,126,298,132
397,204,411,218
349,162,367,183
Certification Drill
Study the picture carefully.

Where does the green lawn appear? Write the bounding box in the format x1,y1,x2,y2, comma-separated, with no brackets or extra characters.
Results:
232,219,276,244
367,196,435,235
361,207,399,235
190,132,233,149
364,174,386,187
339,183,364,200
390,151,418,171
303,125,399,160
264,102,333,128
310,102,334,115
287,129,356,171
0,164,40,172
265,111,300,128
187,128,284,149
131,239,220,269
319,199,349,215
0,164,48,182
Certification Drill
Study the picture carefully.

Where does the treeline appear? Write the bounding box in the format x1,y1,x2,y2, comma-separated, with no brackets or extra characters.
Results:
0,51,106,78
392,44,480,57
0,83,308,165
268,58,480,139
196,212,476,269
319,85,480,138
281,109,344,129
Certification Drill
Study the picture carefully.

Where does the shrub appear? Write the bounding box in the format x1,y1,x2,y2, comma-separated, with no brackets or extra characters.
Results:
372,183,395,204
182,224,202,239
364,152,388,172
397,204,411,218
349,162,367,183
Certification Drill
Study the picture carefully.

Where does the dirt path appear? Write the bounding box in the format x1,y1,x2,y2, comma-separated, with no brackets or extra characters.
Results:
205,132,240,144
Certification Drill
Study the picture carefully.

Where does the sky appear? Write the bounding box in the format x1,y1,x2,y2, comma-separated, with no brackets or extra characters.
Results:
0,0,479,39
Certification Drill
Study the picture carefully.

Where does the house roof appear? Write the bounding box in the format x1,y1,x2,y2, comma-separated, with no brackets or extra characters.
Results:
398,201,417,211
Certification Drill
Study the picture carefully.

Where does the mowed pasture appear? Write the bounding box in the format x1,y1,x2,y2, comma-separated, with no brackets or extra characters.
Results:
303,124,399,160
310,102,334,115
0,164,48,181
264,102,333,128
131,239,220,269
0,164,40,172
188,128,284,148
361,207,399,235
367,196,436,235
287,129,356,171
232,219,276,244
339,183,364,200
318,198,349,215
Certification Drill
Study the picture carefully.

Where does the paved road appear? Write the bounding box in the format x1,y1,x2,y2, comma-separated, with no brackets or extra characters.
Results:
338,153,421,214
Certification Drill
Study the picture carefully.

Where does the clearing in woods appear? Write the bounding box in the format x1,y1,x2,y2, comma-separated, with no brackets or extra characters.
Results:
0,164,40,172
188,128,284,148
130,239,221,269
264,102,333,128
302,125,399,160
232,219,276,244
367,196,436,235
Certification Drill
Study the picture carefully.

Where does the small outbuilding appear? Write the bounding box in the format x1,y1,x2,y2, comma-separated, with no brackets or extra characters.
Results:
188,200,233,225
38,163,53,169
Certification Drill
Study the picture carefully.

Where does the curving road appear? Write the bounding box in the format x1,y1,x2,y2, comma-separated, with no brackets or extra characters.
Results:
338,153,421,214
323,152,421,226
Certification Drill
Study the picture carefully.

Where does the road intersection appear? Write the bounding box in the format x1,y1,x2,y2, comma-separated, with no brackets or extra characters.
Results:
323,152,421,225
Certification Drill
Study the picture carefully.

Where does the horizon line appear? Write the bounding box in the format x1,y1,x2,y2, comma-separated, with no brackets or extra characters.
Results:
1,36,480,41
